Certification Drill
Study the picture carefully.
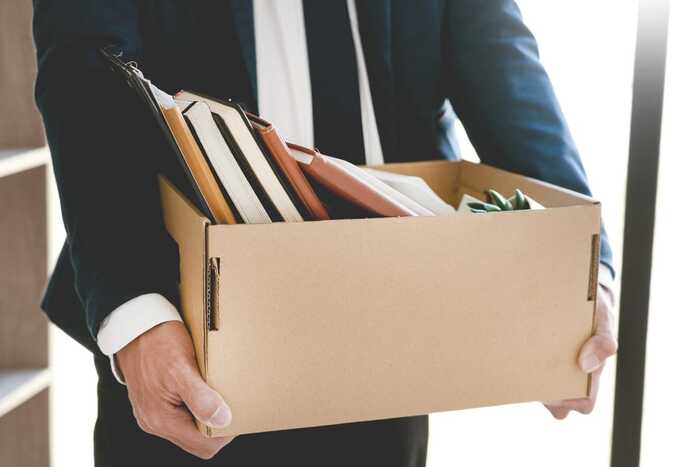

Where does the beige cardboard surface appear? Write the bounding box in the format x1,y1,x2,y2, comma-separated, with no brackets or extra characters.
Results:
458,162,597,207
160,161,600,438
376,160,598,208
159,177,210,377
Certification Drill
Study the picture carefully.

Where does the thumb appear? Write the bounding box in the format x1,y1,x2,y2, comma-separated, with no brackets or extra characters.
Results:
578,334,617,374
579,291,618,374
178,368,232,429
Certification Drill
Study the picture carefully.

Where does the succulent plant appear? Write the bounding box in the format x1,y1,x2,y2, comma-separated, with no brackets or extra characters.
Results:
467,189,532,214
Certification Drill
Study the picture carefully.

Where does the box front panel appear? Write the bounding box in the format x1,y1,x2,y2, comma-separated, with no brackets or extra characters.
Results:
205,204,600,437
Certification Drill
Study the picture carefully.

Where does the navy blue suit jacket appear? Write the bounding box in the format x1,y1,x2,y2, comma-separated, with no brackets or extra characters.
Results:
34,0,613,351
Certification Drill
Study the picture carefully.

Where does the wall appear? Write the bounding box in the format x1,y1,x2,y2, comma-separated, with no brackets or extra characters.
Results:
640,2,700,465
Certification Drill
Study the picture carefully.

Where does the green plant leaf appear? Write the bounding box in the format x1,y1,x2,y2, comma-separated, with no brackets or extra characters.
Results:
514,189,526,210
488,189,513,211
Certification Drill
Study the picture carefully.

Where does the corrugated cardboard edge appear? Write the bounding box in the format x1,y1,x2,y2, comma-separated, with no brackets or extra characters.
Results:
158,176,211,434
586,232,601,397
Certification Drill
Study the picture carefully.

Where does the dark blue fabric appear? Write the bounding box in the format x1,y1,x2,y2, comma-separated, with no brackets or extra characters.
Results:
92,354,427,467
304,0,365,164
35,0,614,352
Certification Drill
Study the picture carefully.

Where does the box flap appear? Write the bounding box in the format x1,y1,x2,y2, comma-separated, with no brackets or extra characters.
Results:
158,176,210,377
458,161,599,207
369,160,599,209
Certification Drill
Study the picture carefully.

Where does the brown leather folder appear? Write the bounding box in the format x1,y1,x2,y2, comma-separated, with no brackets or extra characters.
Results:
286,143,418,218
246,114,331,221
162,106,237,224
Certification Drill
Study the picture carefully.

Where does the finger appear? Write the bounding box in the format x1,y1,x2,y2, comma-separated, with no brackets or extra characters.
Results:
578,334,617,373
176,365,232,429
577,287,618,373
544,403,570,420
570,367,602,415
552,397,594,415
546,367,602,416
158,405,234,459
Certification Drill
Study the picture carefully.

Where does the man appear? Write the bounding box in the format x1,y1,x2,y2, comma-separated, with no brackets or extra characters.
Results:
34,0,617,465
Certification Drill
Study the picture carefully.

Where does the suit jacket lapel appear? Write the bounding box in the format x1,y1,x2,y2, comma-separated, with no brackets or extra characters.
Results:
354,0,398,162
230,0,257,103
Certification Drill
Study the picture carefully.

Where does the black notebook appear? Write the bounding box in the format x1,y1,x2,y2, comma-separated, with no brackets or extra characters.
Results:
177,91,306,222
177,100,272,224
100,47,216,221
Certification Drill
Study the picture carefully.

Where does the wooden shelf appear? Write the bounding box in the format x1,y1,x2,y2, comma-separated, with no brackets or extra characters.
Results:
0,147,50,179
0,369,51,418
1,1,51,465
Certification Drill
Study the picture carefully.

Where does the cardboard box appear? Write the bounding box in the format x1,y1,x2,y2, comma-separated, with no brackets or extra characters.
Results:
159,159,601,438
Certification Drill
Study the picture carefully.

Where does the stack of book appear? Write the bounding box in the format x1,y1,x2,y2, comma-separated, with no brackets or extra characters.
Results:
101,48,542,227
153,87,455,225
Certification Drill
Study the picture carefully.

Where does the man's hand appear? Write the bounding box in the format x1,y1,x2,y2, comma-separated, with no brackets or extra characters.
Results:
544,284,617,419
116,321,234,459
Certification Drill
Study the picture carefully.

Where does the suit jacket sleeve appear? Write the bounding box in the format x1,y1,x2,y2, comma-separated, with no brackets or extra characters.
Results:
443,0,614,277
33,0,180,338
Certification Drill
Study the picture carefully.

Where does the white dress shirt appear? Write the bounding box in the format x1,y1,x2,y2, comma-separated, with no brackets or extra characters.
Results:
97,0,384,381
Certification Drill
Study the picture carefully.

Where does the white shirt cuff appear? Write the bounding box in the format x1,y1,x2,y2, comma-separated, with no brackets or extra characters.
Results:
97,293,182,384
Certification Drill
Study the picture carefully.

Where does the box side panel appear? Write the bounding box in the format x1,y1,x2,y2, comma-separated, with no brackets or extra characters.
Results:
368,160,463,206
458,161,598,207
206,205,600,437
158,176,209,376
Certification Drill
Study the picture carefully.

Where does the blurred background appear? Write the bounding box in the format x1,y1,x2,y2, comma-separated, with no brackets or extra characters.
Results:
2,0,697,465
